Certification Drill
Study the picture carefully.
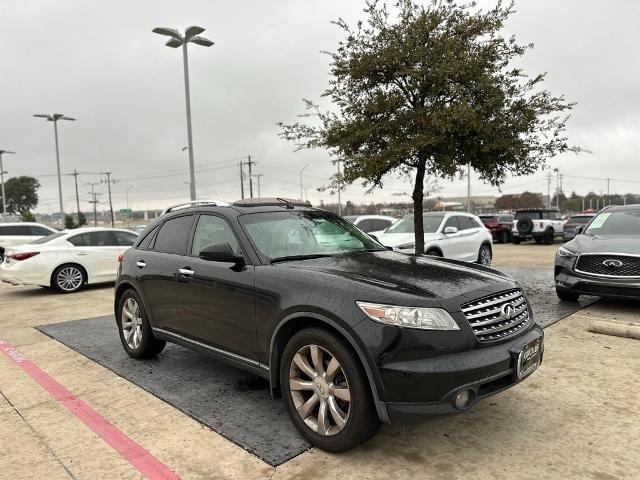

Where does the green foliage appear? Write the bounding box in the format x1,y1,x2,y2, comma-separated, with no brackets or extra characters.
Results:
5,176,40,216
280,0,581,253
21,211,36,222
78,211,87,226
64,214,75,229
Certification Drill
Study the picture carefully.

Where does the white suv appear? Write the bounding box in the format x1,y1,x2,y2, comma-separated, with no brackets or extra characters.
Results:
377,212,494,265
0,222,56,261
512,209,564,245
343,215,397,236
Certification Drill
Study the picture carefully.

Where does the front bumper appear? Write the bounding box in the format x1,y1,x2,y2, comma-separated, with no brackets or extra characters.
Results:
377,325,544,423
555,259,640,299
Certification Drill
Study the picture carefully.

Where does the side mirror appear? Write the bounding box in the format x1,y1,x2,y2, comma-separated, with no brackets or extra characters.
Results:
444,226,458,235
575,226,584,235
199,243,243,264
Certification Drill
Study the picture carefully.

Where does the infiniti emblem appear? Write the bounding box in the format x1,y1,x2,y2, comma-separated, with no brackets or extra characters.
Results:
602,259,623,268
500,303,516,320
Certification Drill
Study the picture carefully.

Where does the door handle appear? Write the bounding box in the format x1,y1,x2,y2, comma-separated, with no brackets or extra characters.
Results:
76,251,89,256
136,260,146,268
178,267,194,277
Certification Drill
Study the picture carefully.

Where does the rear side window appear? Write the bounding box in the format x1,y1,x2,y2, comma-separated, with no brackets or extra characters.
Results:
357,219,373,232
136,226,159,250
154,216,194,255
68,231,114,247
111,231,138,246
29,226,53,236
370,219,392,231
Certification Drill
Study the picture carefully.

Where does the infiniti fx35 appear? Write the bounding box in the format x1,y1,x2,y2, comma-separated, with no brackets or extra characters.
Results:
114,198,544,451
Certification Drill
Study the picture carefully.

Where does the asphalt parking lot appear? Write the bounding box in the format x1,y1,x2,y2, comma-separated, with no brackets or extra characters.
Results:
1,243,639,480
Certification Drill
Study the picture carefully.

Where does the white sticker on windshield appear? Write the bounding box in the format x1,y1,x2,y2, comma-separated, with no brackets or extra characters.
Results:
588,213,610,229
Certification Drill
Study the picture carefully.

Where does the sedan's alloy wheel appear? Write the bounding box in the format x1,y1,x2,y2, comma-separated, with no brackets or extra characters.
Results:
479,245,492,266
121,298,143,349
56,266,83,292
289,344,351,436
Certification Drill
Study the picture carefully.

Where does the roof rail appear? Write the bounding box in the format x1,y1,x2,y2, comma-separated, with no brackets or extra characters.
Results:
232,197,312,208
161,200,230,215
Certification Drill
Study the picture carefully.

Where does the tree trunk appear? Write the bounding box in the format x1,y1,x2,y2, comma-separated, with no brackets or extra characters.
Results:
412,160,426,255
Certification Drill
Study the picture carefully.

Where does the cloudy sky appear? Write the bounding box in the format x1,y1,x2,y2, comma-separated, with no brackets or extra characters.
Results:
1,0,639,214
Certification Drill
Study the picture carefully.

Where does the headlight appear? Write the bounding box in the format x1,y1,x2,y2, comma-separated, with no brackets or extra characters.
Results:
356,301,459,330
395,242,415,250
557,246,578,258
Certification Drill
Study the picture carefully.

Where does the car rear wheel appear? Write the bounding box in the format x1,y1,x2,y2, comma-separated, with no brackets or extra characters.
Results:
498,230,509,244
425,248,442,257
543,228,554,245
280,328,381,452
556,287,580,302
52,264,86,293
116,289,166,359
477,244,492,266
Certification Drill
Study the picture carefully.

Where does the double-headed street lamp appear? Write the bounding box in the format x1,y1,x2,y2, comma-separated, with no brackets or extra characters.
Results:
152,26,214,202
34,113,75,220
0,150,16,214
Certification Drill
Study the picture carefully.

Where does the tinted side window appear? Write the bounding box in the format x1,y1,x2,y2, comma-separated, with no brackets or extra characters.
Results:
458,216,477,230
84,231,115,246
370,219,391,231
29,226,53,236
191,215,239,256
154,216,194,255
137,226,158,250
67,234,85,247
357,219,373,232
111,231,138,246
443,217,460,230
541,211,550,219
0,225,31,235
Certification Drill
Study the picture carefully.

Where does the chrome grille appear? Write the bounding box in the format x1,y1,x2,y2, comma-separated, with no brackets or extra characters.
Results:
575,254,640,277
461,289,530,342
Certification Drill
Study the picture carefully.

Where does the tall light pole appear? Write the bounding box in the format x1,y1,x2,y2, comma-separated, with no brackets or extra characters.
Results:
254,174,263,197
34,113,75,221
300,163,309,200
153,26,214,202
0,150,15,215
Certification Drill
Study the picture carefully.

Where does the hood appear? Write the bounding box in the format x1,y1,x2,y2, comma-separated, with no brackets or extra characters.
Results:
377,232,441,247
277,250,514,300
566,234,640,255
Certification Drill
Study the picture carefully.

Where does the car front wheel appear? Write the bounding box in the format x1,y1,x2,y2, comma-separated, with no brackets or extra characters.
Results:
280,328,381,452
556,287,580,302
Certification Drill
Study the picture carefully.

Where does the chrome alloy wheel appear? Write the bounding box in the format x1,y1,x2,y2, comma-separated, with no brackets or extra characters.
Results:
289,344,351,436
480,245,492,266
121,298,143,350
56,266,83,292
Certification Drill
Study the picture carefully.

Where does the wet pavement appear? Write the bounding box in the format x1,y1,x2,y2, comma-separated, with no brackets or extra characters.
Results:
35,265,599,466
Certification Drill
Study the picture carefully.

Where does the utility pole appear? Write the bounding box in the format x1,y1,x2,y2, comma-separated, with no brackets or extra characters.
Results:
300,164,309,201
247,155,254,198
547,171,552,210
255,174,263,197
101,172,115,227
337,160,342,216
466,164,471,213
0,150,16,214
239,160,245,199
606,178,611,206
582,195,585,212
553,168,560,210
86,183,101,227
71,169,81,221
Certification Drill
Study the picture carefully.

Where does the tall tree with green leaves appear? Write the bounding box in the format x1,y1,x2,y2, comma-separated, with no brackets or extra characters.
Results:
5,176,40,217
280,0,581,253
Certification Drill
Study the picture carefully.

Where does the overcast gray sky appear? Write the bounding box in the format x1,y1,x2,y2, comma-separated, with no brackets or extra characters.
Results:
1,0,639,214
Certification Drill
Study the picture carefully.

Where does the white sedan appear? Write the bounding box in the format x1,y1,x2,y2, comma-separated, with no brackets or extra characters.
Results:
0,227,138,293
376,212,494,265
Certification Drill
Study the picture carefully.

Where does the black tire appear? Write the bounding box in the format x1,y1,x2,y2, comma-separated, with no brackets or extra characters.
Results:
51,264,86,294
534,237,543,245
116,289,166,359
477,244,492,266
498,230,509,244
425,248,442,257
280,328,381,452
543,228,554,245
513,237,521,244
516,218,534,235
556,287,580,302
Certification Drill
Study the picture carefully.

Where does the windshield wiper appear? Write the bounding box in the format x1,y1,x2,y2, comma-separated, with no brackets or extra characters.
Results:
270,254,333,263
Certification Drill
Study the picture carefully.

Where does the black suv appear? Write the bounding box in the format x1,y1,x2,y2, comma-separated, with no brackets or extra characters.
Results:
114,198,544,451
555,204,640,300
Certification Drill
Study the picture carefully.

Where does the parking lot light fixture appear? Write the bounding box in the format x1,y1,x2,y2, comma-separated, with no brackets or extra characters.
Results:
152,26,214,202
34,113,76,221
0,150,16,214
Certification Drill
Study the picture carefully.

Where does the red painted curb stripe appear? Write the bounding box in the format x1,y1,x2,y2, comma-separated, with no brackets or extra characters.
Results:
0,339,180,480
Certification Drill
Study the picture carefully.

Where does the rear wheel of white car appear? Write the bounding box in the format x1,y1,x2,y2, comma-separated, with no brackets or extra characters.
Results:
477,244,492,266
280,328,381,452
425,248,442,257
116,289,165,359
52,264,86,293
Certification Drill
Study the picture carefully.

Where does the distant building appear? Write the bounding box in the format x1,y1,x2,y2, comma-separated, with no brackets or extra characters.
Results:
436,195,496,213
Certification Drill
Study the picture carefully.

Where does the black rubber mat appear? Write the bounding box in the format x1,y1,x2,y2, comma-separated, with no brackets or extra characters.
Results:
35,266,597,466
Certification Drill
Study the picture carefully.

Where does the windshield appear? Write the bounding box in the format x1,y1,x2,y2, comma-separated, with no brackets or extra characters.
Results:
29,232,66,244
385,215,444,234
567,216,593,224
239,210,385,261
584,208,640,236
